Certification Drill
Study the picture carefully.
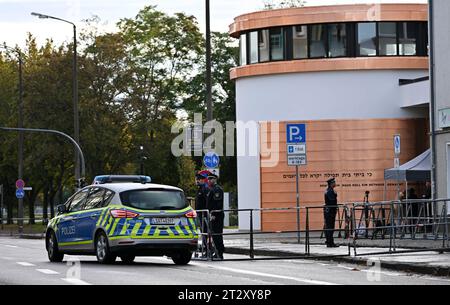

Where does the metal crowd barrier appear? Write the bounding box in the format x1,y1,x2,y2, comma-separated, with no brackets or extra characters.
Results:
192,199,450,261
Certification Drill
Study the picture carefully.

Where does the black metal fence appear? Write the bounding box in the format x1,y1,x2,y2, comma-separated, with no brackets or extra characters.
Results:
193,199,450,261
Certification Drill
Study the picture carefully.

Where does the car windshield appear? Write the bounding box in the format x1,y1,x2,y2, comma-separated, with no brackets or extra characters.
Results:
120,189,188,210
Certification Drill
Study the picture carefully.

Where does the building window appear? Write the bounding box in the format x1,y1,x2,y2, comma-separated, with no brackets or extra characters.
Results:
259,30,270,62
239,34,247,66
309,24,327,58
249,31,259,64
328,23,347,57
270,28,284,60
378,22,398,56
357,22,377,56
292,25,308,59
399,22,419,56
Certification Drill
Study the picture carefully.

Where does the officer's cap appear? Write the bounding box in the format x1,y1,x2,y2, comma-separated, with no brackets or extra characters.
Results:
327,178,336,185
208,172,219,179
196,170,211,179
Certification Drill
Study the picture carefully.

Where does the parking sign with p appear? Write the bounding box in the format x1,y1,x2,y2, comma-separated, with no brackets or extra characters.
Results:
287,124,306,144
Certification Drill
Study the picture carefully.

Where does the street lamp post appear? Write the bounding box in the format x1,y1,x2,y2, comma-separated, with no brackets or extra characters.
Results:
0,45,24,232
31,12,80,188
205,0,213,122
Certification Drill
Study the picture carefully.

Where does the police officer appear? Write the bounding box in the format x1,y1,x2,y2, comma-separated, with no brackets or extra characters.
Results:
206,172,225,260
195,170,210,256
324,178,339,248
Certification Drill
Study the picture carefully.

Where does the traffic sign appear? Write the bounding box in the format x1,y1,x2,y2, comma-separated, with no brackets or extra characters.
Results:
203,152,220,168
287,144,306,155
394,135,401,156
16,179,25,189
16,189,25,199
394,158,400,169
23,187,33,191
288,155,307,166
286,124,306,144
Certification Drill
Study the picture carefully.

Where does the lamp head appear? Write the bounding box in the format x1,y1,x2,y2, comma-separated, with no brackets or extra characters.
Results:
31,12,49,19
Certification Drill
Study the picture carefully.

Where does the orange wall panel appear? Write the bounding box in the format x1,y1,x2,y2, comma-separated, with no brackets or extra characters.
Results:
259,118,428,231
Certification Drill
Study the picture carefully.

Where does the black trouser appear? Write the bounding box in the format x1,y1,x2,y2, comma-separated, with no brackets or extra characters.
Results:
324,208,337,246
211,214,225,255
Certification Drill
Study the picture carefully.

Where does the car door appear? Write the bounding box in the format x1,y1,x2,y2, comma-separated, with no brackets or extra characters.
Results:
75,187,106,244
57,188,89,246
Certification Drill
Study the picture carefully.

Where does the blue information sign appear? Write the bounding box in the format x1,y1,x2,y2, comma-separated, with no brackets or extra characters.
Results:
203,152,220,169
286,124,306,144
16,189,25,199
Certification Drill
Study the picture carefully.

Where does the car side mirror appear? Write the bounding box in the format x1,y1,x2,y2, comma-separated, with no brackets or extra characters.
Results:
57,204,67,214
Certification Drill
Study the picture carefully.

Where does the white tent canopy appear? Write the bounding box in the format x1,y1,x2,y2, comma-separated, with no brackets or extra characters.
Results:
384,149,431,182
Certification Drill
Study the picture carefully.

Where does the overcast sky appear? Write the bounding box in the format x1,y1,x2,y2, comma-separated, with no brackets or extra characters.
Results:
0,0,426,48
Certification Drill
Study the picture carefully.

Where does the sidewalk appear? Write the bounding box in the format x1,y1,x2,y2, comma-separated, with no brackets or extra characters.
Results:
223,230,450,277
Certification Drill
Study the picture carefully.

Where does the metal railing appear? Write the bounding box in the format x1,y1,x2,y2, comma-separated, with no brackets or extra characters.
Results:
192,199,450,261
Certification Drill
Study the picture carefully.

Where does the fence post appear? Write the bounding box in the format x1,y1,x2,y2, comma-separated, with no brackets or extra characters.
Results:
351,206,357,256
442,200,449,248
207,211,213,261
249,210,254,260
305,207,310,256
346,207,351,256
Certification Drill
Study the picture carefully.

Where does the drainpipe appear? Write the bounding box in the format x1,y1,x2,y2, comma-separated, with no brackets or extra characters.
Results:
428,0,437,200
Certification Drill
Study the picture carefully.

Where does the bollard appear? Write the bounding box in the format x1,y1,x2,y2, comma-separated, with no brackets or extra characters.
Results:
249,210,254,260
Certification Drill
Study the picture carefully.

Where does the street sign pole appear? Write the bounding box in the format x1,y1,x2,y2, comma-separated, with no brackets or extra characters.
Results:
295,165,300,244
394,135,401,201
286,124,307,245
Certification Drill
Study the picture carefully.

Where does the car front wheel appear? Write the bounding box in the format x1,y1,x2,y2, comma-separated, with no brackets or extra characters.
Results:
46,231,64,263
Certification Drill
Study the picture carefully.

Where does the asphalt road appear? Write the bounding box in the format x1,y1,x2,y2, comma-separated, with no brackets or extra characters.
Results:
0,237,449,285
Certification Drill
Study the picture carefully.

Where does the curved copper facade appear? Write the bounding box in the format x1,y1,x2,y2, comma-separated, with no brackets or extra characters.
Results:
230,57,429,80
230,4,428,38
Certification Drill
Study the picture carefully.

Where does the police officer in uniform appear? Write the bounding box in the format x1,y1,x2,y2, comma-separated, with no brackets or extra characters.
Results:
324,178,339,248
207,172,225,260
195,170,210,256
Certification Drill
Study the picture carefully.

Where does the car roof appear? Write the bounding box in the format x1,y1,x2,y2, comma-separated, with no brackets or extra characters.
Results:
88,183,183,193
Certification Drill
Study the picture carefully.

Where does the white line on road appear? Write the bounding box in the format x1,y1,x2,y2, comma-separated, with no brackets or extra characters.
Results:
423,277,450,283
16,262,35,267
36,269,59,275
192,263,338,285
61,278,92,285
143,257,338,285
3,245,18,248
360,269,403,277
337,265,360,271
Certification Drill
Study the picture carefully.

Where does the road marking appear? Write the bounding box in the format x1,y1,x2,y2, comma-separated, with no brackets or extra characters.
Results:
422,277,450,283
61,278,92,285
3,245,18,248
36,269,59,275
337,265,359,271
192,263,338,285
144,257,338,285
361,269,402,277
16,262,35,267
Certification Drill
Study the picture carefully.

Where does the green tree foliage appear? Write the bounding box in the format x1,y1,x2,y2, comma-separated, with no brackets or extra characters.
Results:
0,6,238,223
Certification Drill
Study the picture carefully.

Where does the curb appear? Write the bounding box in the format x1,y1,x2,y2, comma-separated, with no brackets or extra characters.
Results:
225,247,450,277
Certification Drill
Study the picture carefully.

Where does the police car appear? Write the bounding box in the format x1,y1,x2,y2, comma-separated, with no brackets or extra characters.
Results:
45,176,198,265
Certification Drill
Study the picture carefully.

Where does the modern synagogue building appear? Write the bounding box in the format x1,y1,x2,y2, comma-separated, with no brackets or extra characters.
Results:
229,4,431,231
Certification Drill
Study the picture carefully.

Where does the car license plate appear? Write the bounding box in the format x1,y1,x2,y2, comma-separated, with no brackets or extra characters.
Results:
150,218,176,225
